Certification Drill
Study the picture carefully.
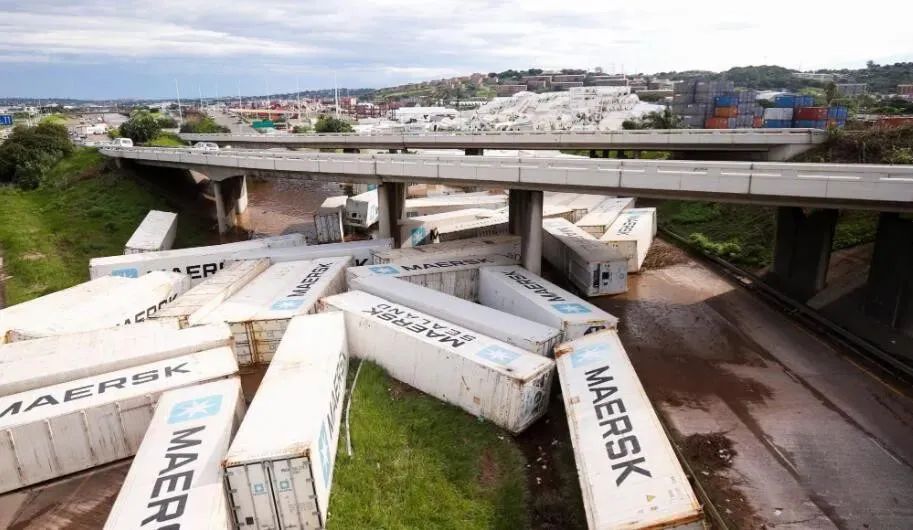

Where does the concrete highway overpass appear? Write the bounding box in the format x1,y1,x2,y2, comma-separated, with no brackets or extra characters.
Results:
179,128,826,161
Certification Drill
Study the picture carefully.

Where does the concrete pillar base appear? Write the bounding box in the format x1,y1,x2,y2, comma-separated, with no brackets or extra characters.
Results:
864,213,913,329
211,175,248,235
464,148,484,156
509,189,543,274
770,207,838,301
378,182,407,247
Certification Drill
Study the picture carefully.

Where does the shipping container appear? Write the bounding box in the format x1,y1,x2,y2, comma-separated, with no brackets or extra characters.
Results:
704,117,730,129
314,196,347,244
223,313,348,530
713,95,739,106
599,208,656,273
0,347,238,494
320,291,554,433
479,265,618,340
399,208,500,247
373,234,521,264
404,193,507,217
104,377,245,530
227,238,393,268
349,275,562,357
3,271,191,342
763,107,794,120
794,107,829,120
200,258,349,365
713,106,738,118
555,331,703,529
345,189,379,228
752,116,763,128
89,234,305,285
151,259,271,327
124,210,178,254
346,254,517,301
828,106,848,119
542,218,628,296
435,213,510,242
544,193,608,223
0,322,232,396
793,119,827,129
575,197,635,237
763,119,793,128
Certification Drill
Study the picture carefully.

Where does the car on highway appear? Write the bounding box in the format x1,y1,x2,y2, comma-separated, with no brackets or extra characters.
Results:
192,141,220,151
110,138,133,147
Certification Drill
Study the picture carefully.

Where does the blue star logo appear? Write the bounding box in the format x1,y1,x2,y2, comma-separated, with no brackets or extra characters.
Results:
570,343,610,367
318,423,331,483
477,345,521,366
167,395,223,424
369,265,400,275
270,298,306,311
410,227,427,246
112,268,139,278
253,483,266,495
552,303,591,315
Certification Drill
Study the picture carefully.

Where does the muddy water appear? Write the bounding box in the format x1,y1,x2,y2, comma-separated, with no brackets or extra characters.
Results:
241,177,345,240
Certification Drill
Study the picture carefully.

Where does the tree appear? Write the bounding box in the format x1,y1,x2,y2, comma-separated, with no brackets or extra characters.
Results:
119,110,161,144
0,122,73,188
314,115,354,133
622,108,683,130
156,115,178,128
825,81,838,104
179,115,230,134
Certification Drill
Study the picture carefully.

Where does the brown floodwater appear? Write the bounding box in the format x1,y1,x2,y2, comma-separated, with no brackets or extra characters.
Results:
240,177,346,240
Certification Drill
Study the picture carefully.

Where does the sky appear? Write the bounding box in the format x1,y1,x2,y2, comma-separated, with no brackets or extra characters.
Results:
2,0,912,100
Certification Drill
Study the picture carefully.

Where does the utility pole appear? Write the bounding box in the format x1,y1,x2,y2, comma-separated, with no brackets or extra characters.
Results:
198,85,204,112
237,83,243,134
334,72,339,118
296,77,302,125
175,79,184,126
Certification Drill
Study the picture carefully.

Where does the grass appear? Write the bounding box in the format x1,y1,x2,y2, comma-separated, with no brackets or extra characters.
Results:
329,361,530,530
146,132,186,147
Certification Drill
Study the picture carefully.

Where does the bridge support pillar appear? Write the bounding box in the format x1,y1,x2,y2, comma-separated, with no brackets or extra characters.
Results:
864,213,913,329
343,148,361,154
464,148,484,156
378,182,406,247
770,207,838,301
211,175,248,235
509,189,542,274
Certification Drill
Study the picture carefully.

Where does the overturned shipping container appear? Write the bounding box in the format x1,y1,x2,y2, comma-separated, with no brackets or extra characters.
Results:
575,197,635,237
227,238,393,268
104,377,245,530
399,208,500,247
345,189,379,228
0,347,238,494
223,313,348,530
542,218,628,296
320,290,555,433
600,208,656,273
314,195,348,244
404,193,507,217
556,331,703,529
124,210,178,254
372,235,521,264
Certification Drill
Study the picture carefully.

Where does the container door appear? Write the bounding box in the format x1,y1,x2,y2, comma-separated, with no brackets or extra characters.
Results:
268,457,321,529
225,463,281,529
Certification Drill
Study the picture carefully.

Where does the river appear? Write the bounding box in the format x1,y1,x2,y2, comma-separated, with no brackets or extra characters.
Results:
240,177,345,240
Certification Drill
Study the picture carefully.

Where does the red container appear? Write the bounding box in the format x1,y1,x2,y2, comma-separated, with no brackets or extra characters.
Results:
877,116,913,128
752,116,763,128
714,106,738,118
705,117,730,129
795,107,828,120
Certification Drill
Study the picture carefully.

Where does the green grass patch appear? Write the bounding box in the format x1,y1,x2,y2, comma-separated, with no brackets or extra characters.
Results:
329,362,529,530
146,132,186,147
41,147,105,187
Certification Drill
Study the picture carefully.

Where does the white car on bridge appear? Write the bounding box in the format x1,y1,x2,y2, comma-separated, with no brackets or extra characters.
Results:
192,141,220,151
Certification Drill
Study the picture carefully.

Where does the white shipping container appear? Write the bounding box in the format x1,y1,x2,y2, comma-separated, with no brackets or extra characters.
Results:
124,210,178,254
3,271,192,341
320,290,555,433
104,377,245,530
228,238,393,267
372,235,521,264
479,265,618,340
200,258,349,365
349,275,562,357
399,208,499,247
314,195,347,244
545,193,609,222
436,213,509,242
346,254,517,301
404,193,507,217
89,234,305,285
345,189,379,228
0,347,238,494
223,313,348,530
600,208,657,273
0,323,233,396
152,259,271,327
555,331,702,529
575,197,635,237
763,107,794,120
542,218,628,296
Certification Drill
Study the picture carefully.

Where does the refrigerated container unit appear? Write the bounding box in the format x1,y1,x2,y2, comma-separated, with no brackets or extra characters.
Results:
575,197,635,237
399,208,501,248
349,275,562,357
373,234,521,264
346,254,517,301
542,218,628,296
2,271,191,342
479,265,618,341
404,193,508,217
124,210,178,254
313,195,348,244
103,377,245,530
599,208,656,273
320,290,555,433
556,331,703,529
345,189,379,228
89,234,305,285
222,313,348,530
0,322,232,396
0,347,238,494
228,237,392,268
199,258,349,365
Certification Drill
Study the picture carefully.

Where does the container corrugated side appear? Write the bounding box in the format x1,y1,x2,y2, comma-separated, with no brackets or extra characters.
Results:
314,195,348,244
0,322,233,396
349,275,562,357
227,238,393,268
575,198,635,237
104,377,245,530
223,313,348,530
89,234,305,285
124,210,178,254
436,213,510,242
479,265,618,340
0,347,239,494
400,208,500,248
345,189,379,228
5,271,192,341
373,235,520,264
200,258,349,365
152,259,270,327
404,193,507,217
345,255,517,301
320,290,555,433
542,218,628,296
599,208,656,273
555,331,703,529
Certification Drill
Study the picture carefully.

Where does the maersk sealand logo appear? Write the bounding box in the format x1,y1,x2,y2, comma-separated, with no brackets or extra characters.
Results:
112,268,139,278
477,345,520,365
270,298,306,311
369,265,400,275
569,343,610,368
167,395,223,424
552,302,591,315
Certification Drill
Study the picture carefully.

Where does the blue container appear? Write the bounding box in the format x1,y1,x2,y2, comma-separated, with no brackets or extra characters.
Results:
714,95,739,106
774,95,797,108
828,106,848,119
764,119,792,128
798,95,816,107
814,120,827,129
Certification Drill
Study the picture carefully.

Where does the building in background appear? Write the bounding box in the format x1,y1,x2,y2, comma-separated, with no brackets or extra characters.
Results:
836,83,867,97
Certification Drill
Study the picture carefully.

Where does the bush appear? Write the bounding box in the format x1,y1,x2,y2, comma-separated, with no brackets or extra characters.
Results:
179,115,230,134
314,115,354,133
118,110,162,144
0,123,73,188
156,115,178,128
